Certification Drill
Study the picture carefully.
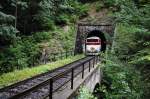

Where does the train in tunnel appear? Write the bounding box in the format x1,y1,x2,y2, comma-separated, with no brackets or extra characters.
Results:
83,36,101,55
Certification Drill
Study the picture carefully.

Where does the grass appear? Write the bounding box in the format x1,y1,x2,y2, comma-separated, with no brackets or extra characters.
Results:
0,55,84,88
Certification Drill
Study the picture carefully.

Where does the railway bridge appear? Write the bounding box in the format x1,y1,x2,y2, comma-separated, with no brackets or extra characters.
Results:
0,56,102,99
0,18,115,99
53,58,102,99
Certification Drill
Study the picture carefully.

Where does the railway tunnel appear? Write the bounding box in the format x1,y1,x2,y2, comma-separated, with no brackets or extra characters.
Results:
75,23,115,54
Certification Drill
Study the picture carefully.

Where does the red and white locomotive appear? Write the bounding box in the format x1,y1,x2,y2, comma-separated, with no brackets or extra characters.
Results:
84,36,101,55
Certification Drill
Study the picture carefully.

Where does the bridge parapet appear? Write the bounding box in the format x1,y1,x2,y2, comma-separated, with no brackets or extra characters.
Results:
0,56,101,99
53,57,102,99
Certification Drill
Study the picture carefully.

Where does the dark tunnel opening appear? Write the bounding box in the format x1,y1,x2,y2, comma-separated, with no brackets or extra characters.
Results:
86,30,106,52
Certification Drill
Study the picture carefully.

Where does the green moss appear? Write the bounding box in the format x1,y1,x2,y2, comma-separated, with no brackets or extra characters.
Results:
0,55,84,88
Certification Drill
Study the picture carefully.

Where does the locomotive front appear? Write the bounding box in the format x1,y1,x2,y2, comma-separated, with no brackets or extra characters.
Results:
85,37,101,55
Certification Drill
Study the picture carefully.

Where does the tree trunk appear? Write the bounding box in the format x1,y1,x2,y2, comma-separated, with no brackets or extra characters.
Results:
15,0,18,29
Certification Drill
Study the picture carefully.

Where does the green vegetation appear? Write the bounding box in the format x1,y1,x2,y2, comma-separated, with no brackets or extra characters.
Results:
0,55,84,88
78,87,96,99
98,0,150,99
95,1,103,12
0,0,90,74
1,0,150,98
78,0,150,99
98,53,144,99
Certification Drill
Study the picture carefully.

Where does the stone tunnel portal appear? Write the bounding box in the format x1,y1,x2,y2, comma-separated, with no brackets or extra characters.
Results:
75,23,115,54
86,30,106,52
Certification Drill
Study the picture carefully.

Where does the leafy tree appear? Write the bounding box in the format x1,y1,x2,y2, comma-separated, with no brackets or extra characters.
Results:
110,0,150,98
0,11,18,45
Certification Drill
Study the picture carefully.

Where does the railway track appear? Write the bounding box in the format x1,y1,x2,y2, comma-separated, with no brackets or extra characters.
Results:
0,56,96,99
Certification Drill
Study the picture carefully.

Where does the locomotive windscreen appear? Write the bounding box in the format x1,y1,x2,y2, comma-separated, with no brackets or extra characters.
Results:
87,39,98,42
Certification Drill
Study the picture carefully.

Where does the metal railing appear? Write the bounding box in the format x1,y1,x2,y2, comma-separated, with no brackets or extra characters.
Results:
48,55,100,99
9,55,100,99
41,50,75,64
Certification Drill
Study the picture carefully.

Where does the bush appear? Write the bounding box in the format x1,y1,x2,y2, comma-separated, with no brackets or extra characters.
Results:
0,44,28,73
0,50,16,74
21,38,40,66
55,14,70,25
66,1,89,18
55,26,76,50
34,13,55,31
98,52,144,99
78,87,96,99
41,18,55,30
33,32,52,42
103,0,117,7
0,37,41,74
95,2,103,12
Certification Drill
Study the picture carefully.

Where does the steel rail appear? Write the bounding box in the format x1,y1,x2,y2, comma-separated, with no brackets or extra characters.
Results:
42,56,97,99
1,56,92,99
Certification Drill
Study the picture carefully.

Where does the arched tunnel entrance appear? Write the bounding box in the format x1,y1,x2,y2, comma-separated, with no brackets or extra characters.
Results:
75,24,114,54
86,30,106,52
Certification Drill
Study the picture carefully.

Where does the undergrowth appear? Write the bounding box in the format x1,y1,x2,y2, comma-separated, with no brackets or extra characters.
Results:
98,52,144,99
78,87,96,99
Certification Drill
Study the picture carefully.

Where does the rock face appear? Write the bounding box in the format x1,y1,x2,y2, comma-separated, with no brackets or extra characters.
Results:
75,6,115,54
63,25,69,32
39,43,49,64
40,48,48,64
39,40,63,64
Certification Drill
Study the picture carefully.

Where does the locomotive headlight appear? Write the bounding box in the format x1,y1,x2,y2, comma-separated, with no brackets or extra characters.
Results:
90,47,95,51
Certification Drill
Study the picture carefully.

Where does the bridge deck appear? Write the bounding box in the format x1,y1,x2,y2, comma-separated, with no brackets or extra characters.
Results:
53,64,101,99
0,56,101,99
